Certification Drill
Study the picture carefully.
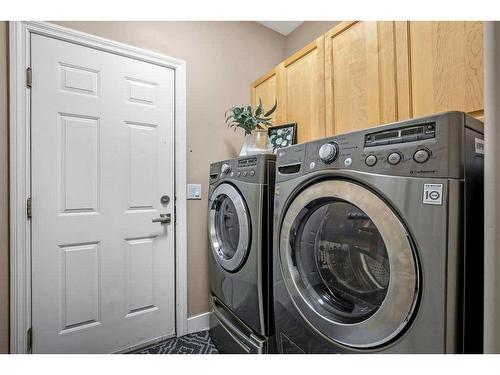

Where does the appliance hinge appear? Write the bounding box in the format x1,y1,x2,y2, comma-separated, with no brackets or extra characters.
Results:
26,67,32,88
27,327,32,353
26,197,32,220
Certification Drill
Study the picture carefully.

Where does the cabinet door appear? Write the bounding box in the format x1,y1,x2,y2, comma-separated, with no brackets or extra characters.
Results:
325,21,398,135
251,67,283,124
409,21,484,119
280,36,326,143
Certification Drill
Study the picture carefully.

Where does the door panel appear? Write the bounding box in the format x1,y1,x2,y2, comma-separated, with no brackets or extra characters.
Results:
60,114,99,212
409,21,484,119
31,34,176,353
60,242,100,332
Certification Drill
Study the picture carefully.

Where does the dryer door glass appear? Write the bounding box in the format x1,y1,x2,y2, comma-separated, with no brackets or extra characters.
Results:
209,183,251,272
279,180,418,348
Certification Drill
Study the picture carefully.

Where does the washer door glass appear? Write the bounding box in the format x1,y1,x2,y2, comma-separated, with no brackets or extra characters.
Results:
214,194,240,259
280,180,418,348
209,183,251,272
295,200,390,324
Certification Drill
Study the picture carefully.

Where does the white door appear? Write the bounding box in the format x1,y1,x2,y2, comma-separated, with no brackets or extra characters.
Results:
30,34,176,353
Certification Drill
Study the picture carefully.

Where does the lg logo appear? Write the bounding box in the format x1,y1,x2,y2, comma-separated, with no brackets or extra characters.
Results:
423,184,443,205
426,191,440,201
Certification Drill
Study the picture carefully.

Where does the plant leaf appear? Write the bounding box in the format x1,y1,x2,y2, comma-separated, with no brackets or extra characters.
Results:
255,97,263,117
264,100,277,117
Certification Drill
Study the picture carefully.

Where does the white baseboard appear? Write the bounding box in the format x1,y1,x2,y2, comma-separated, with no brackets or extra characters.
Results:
186,311,210,335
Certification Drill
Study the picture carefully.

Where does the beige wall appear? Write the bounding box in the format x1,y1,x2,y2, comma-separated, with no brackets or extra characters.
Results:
285,21,340,57
0,21,9,354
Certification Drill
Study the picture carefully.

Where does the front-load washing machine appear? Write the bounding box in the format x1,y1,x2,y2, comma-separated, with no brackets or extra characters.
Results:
208,154,276,353
273,111,483,353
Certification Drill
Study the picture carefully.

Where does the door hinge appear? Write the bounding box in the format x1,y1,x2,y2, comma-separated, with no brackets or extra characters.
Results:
26,197,32,220
26,67,32,88
27,327,32,353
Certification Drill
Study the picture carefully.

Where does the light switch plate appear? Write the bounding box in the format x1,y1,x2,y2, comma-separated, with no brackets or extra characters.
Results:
187,184,202,200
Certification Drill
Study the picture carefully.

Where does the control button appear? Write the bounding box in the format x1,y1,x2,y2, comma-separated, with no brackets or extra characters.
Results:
318,142,339,163
344,158,352,167
414,149,430,163
278,151,285,158
242,171,248,177
236,171,241,177
249,170,255,176
365,154,377,167
387,152,402,165
309,161,316,170
221,163,231,175
230,172,234,177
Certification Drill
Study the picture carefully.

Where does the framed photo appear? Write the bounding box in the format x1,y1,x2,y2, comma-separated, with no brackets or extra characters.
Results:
268,123,297,152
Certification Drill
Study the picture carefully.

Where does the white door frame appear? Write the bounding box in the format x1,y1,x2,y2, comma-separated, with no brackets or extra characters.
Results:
9,21,188,353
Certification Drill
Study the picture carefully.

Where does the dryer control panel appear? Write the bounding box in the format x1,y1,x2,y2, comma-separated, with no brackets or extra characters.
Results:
210,154,276,185
276,111,483,182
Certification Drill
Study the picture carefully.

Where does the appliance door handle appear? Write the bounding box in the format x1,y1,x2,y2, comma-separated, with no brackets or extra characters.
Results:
152,213,171,225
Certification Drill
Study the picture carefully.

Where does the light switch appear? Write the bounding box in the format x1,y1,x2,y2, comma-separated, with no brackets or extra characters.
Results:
187,184,202,200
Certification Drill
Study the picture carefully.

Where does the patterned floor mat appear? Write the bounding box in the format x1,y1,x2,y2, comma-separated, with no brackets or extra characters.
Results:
132,330,219,354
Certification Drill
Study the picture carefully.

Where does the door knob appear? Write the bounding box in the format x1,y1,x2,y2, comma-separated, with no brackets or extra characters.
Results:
152,213,172,225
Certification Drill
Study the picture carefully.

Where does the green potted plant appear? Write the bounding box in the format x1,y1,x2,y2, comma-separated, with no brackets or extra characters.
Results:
225,98,277,156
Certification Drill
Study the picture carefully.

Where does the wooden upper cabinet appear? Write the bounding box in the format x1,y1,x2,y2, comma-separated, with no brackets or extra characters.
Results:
251,21,484,140
408,21,484,119
325,21,400,136
251,67,283,124
251,36,326,143
279,36,326,143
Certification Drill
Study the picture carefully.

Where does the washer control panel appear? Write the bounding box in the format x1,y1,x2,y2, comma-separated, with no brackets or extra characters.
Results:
276,112,481,181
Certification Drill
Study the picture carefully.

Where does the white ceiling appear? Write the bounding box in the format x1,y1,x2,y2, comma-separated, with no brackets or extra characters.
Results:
257,21,304,36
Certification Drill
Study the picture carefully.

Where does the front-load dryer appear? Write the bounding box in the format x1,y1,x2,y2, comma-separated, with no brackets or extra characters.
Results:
273,112,483,353
208,154,276,353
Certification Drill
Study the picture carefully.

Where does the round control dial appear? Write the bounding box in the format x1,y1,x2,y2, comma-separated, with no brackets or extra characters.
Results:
413,149,430,163
387,152,402,165
365,154,377,167
318,142,339,163
221,163,231,174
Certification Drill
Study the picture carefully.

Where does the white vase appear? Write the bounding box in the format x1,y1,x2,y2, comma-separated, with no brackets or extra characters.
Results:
239,129,273,156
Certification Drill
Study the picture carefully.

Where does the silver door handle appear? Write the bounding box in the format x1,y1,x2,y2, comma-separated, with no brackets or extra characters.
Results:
152,213,171,225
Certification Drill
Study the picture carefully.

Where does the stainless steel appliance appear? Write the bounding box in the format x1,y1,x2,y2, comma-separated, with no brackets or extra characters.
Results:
208,154,276,353
273,112,484,353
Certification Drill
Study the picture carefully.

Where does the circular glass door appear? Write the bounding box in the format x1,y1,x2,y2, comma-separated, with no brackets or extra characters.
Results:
280,180,419,348
209,183,251,272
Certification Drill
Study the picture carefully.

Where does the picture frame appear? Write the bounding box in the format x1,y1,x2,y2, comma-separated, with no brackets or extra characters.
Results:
268,123,297,152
